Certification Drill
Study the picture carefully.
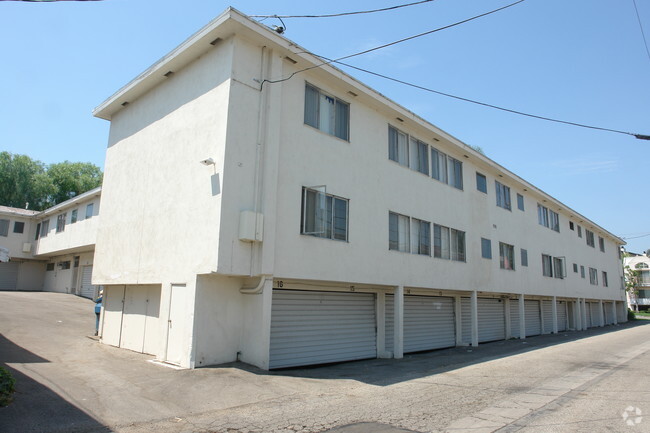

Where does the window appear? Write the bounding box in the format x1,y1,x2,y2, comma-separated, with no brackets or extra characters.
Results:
40,220,49,238
542,254,553,277
46,263,55,271
476,172,487,193
569,221,575,231
521,249,528,267
301,187,348,241
13,221,25,234
388,126,409,167
577,225,582,238
432,148,463,190
553,257,565,279
481,238,492,259
59,261,71,270
411,218,431,256
586,229,595,247
304,83,349,140
74,256,80,268
602,271,608,287
517,194,525,211
549,210,560,232
409,137,429,175
35,223,41,240
538,204,559,232
434,224,465,261
580,265,585,278
71,209,78,224
389,212,410,252
636,263,650,269
499,242,515,270
495,181,511,210
56,213,66,233
589,267,598,285
85,203,94,219
599,236,605,252
537,204,549,228
0,219,9,237
573,263,578,273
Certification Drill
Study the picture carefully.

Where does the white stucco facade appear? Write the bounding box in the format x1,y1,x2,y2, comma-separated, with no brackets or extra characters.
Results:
92,8,627,370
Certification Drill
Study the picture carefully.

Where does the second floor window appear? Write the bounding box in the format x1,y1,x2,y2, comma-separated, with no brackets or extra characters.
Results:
86,203,94,219
495,181,511,210
0,219,8,237
499,242,515,270
304,83,349,141
589,267,598,285
301,187,349,241
40,220,49,238
56,213,66,233
434,224,466,262
71,209,78,224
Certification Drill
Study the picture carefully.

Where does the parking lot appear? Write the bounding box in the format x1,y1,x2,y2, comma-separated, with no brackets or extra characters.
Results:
1,291,649,433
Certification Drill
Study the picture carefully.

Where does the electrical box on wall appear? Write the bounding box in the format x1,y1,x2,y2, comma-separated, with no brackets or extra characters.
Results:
239,211,264,242
22,243,32,253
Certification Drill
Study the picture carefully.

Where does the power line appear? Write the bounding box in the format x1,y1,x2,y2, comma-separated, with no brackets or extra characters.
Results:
632,0,650,64
331,58,648,139
250,0,435,19
261,0,527,86
621,232,650,240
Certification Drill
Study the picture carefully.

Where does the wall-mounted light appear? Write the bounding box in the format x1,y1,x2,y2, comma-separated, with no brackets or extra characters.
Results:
200,158,215,166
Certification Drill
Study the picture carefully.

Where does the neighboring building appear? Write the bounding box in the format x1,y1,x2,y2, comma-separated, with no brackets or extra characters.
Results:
0,187,101,299
624,252,650,310
92,8,627,370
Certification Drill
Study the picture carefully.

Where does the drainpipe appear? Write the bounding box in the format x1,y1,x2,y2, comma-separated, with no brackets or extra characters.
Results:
240,274,272,295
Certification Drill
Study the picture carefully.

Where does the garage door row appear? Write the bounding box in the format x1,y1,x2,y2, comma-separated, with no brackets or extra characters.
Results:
270,290,575,369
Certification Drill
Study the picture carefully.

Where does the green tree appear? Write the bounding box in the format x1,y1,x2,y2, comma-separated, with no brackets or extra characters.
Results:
624,264,640,312
47,161,103,205
0,152,102,211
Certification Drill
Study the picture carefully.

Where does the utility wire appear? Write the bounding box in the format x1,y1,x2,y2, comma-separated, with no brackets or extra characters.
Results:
621,232,650,240
261,0,527,87
250,0,435,19
632,0,650,64
331,58,648,139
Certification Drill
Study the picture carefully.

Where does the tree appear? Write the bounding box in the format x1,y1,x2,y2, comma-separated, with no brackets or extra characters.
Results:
624,264,640,312
0,152,102,211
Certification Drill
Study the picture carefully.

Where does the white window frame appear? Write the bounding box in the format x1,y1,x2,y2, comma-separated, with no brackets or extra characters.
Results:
586,229,595,248
389,212,411,253
495,181,511,210
542,254,553,277
499,242,515,270
301,187,349,241
304,83,350,141
589,267,598,285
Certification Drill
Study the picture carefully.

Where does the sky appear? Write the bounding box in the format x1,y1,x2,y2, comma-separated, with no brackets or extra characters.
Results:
1,0,648,252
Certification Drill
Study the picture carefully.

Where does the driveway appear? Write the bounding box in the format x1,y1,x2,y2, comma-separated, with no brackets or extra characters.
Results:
1,291,649,433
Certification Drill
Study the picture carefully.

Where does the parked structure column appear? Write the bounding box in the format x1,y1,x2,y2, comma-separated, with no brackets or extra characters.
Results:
574,299,582,331
612,301,618,325
471,291,479,347
539,300,545,334
504,298,512,339
455,295,463,346
581,298,588,330
393,285,404,359
519,294,526,339
376,292,388,358
552,296,558,334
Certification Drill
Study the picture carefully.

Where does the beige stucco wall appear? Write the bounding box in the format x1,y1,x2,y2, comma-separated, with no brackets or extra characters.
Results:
93,36,234,286
0,214,38,259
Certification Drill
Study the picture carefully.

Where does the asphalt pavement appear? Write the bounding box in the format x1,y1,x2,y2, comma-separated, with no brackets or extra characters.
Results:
1,291,649,433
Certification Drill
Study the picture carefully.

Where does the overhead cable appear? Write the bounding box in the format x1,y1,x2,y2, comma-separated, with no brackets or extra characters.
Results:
632,0,650,64
260,0,527,87
331,59,648,139
250,0,435,19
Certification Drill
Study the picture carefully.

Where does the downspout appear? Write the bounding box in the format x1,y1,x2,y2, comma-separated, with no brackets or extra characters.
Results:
249,45,268,278
240,274,271,295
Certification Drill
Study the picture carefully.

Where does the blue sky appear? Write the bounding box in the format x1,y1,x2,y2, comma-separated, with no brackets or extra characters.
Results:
1,0,649,252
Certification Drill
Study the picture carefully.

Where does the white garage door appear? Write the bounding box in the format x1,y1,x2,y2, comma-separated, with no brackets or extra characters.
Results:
0,261,20,290
385,295,455,354
617,302,627,323
461,298,506,343
79,265,96,299
120,285,162,355
589,302,600,327
270,290,377,369
542,300,553,334
525,300,541,337
557,301,568,332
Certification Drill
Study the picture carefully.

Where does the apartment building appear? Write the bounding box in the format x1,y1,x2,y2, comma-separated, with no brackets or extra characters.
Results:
0,188,101,298
91,8,627,370
624,252,650,310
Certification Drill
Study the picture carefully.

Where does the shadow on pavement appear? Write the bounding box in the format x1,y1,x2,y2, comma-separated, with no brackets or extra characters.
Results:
208,320,650,387
0,334,110,433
